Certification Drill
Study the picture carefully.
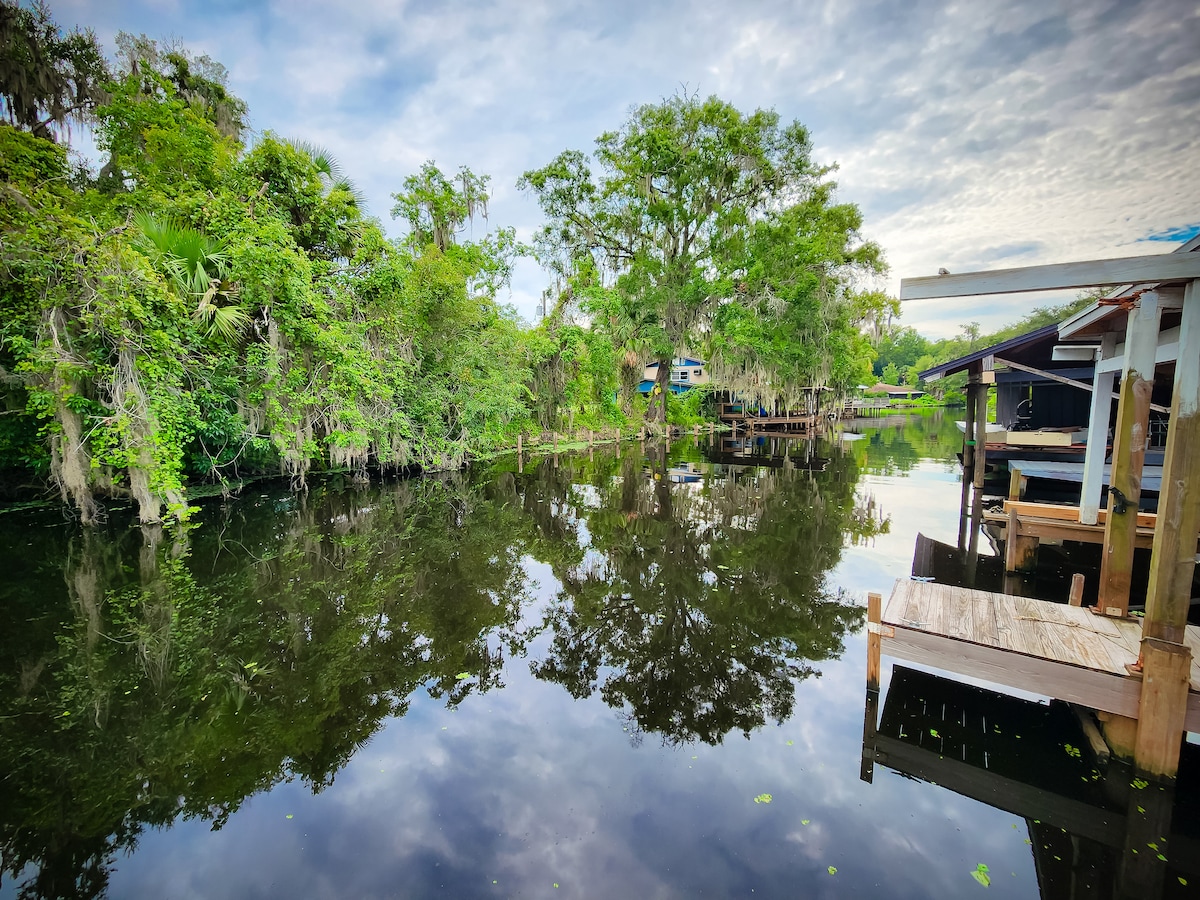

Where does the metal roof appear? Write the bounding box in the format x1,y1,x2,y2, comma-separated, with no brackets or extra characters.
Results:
917,323,1061,382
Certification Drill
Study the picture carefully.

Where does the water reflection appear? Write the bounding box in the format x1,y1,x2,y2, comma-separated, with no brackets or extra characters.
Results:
864,666,1200,899
530,444,870,745
0,439,868,898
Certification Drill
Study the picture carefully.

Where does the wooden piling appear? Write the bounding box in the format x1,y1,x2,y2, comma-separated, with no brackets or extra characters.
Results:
1142,279,1200,645
1008,465,1025,502
1098,292,1161,617
866,592,882,690
1004,506,1039,573
962,377,978,484
1133,638,1192,779
973,375,988,490
1069,573,1085,607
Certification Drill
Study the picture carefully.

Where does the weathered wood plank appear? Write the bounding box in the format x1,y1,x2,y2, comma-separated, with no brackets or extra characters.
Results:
1143,279,1200,645
899,253,1200,301
880,625,1143,719
1134,638,1193,778
969,592,999,648
1004,499,1158,529
882,579,910,624
1099,292,1162,616
947,584,975,641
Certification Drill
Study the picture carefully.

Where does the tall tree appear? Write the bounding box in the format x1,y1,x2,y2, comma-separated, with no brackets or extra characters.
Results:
520,95,823,421
0,0,109,140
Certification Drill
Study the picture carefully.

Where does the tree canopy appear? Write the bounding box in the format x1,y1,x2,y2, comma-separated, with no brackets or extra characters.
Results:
520,93,885,419
1,6,895,523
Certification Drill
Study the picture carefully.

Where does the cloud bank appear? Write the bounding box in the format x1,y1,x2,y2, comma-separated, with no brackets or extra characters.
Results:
56,0,1200,337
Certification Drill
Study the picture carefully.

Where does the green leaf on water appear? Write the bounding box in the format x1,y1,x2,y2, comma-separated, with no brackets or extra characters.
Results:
786,740,794,746
754,793,773,804
827,866,837,875
1180,877,1189,886
801,819,810,825
929,728,940,738
971,863,991,887
1158,854,1168,862
455,672,471,680
286,814,293,819
716,564,729,570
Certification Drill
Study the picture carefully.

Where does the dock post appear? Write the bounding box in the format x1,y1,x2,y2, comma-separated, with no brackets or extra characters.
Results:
1131,279,1200,781
1132,638,1191,779
1098,291,1161,617
866,592,882,690
1007,465,1025,502
963,376,978,487
973,371,988,491
1068,573,1085,606
861,591,883,784
1141,279,1200,646
1004,506,1039,573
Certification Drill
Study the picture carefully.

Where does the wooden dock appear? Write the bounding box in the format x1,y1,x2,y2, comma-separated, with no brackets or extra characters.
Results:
869,579,1200,730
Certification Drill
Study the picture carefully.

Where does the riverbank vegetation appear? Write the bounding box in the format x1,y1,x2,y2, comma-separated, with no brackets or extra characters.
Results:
1,4,888,523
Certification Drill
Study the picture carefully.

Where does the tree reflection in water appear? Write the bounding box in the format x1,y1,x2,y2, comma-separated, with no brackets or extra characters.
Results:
530,440,876,745
0,439,875,897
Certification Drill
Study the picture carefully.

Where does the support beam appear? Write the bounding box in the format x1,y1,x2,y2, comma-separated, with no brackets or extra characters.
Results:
1098,293,1162,616
973,376,988,491
899,252,1200,300
995,355,1168,414
1081,334,1118,525
1142,279,1200,645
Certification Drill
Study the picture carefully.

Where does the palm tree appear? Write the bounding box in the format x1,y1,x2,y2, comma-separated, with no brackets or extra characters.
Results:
286,139,366,209
134,212,249,341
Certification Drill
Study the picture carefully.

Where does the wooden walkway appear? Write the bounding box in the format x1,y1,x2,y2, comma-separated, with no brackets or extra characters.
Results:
872,579,1200,730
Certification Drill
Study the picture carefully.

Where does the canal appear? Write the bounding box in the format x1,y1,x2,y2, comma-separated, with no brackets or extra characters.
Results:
1,412,1195,898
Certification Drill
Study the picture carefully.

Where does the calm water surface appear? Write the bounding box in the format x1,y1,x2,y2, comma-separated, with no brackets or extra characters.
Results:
2,413,1196,898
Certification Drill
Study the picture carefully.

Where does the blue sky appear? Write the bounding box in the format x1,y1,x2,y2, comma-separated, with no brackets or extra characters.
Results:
53,0,1200,338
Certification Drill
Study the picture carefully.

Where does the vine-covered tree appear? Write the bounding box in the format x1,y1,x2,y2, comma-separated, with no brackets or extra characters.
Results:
520,92,884,421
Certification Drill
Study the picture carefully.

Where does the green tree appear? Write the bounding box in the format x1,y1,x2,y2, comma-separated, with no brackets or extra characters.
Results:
0,0,109,140
520,93,866,423
881,362,900,385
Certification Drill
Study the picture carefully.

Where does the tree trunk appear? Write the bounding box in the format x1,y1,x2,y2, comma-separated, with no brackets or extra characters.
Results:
647,355,671,424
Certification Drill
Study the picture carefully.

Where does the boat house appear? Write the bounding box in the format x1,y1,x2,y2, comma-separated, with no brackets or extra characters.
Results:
868,238,1200,780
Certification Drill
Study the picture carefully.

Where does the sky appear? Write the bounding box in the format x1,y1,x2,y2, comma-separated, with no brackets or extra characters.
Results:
51,0,1200,339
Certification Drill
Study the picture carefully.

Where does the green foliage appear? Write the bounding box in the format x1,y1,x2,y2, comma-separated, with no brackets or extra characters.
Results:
1,5,891,522
0,0,109,140
521,92,883,422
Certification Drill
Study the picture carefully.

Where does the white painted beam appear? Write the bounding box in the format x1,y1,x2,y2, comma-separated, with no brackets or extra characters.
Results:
1094,326,1182,374
1081,334,1117,525
900,254,1200,301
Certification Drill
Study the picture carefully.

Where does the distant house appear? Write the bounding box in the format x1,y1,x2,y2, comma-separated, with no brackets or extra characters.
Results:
638,357,711,394
869,382,926,400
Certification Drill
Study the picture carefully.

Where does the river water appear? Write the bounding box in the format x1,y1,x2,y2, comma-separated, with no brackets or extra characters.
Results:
1,412,1195,898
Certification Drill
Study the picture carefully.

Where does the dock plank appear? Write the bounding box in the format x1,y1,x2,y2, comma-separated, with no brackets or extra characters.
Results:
947,584,975,641
969,592,999,648
883,579,910,624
